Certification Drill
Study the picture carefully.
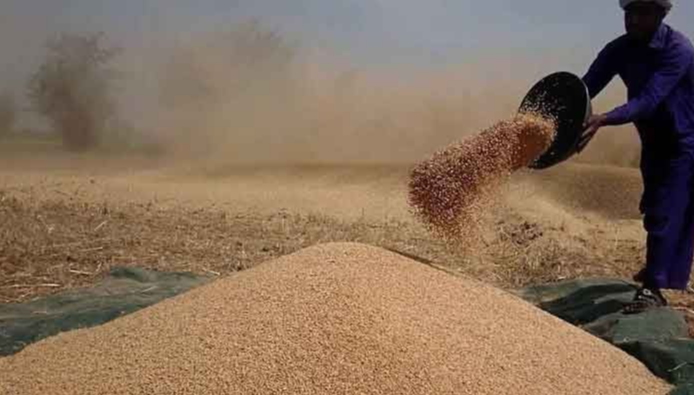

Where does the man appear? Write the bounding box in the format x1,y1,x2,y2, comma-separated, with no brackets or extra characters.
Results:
580,0,694,313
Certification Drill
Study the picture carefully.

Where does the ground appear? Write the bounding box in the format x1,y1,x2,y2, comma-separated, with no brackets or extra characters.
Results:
2,140,694,332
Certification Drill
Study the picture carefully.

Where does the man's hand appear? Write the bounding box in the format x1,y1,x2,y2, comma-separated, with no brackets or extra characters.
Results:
577,114,608,153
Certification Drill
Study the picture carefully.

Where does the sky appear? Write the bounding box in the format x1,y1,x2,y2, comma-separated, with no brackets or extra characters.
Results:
2,0,694,124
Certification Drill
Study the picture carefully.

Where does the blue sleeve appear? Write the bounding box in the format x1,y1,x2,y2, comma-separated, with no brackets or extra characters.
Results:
582,42,620,99
604,42,694,126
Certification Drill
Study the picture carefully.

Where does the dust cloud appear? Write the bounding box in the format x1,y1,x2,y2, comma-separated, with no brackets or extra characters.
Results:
130,28,639,169
0,11,640,169
0,13,658,307
130,31,528,167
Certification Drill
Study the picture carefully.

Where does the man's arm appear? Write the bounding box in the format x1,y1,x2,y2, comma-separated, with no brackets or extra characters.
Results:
582,42,620,99
603,42,694,126
576,42,621,152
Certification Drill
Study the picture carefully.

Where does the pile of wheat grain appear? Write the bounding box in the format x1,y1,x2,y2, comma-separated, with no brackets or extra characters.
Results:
408,113,555,240
0,243,669,395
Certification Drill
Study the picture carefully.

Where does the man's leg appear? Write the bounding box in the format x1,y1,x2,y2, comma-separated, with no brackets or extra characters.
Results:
665,189,694,290
632,164,652,284
643,153,694,290
625,152,694,313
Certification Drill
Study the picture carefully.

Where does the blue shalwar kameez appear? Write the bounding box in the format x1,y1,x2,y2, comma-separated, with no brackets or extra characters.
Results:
583,23,694,290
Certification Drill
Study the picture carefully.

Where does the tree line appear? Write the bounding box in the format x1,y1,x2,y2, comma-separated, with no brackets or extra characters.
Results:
0,20,297,152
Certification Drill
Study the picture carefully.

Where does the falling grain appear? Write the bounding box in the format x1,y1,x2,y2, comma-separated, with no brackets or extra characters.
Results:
408,113,556,240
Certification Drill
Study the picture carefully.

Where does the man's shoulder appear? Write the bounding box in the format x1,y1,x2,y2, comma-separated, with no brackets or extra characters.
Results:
600,34,630,54
665,25,694,53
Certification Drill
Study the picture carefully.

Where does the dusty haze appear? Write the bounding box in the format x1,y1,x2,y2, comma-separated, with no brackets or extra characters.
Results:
126,28,640,167
1,6,691,389
0,7,642,168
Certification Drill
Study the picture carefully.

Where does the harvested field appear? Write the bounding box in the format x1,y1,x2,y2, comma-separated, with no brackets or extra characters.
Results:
1,146,692,308
1,3,685,392
3,138,694,387
0,243,671,394
0,159,650,303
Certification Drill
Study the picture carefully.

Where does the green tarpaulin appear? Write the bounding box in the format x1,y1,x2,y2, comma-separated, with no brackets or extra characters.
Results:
0,267,212,357
519,278,694,395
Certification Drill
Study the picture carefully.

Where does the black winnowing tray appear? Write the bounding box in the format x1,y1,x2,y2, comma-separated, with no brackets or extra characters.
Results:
519,71,592,170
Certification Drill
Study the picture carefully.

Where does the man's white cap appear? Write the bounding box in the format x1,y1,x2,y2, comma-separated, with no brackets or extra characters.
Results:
620,0,673,12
